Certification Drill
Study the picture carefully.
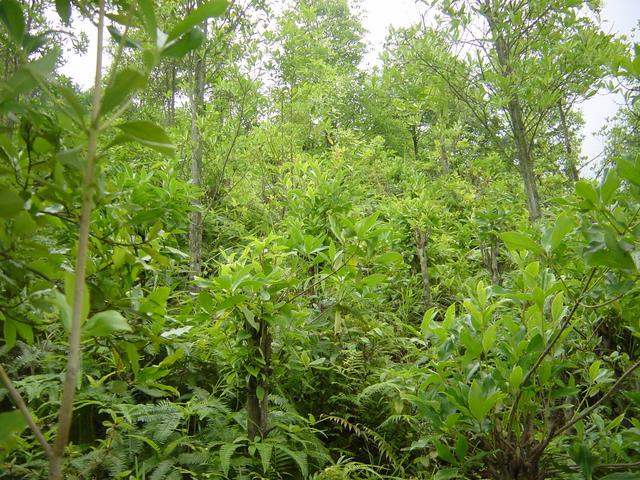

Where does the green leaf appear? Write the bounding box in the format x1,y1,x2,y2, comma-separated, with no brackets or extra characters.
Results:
168,0,229,40
588,360,601,382
599,169,620,204
0,410,27,460
3,317,16,350
543,213,574,253
570,443,594,480
113,120,175,156
220,442,241,476
482,324,497,352
101,68,147,116
468,380,503,421
54,0,71,25
509,365,523,389
0,189,24,217
443,303,456,328
551,291,564,322
84,310,132,337
420,306,437,334
162,28,204,58
375,251,404,265
616,158,640,186
0,0,25,43
106,25,141,49
48,290,71,331
435,439,456,463
434,468,459,480
256,385,265,401
576,180,598,205
137,0,157,42
255,442,273,474
499,231,544,255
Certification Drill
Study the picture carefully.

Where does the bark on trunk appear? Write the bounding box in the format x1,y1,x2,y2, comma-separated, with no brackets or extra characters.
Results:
484,3,541,221
414,229,432,307
247,319,271,440
558,101,579,183
189,18,207,285
410,124,419,161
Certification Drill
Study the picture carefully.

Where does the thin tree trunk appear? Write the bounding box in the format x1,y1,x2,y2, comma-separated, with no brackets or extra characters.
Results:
247,319,270,440
558,101,579,182
439,133,450,175
169,62,176,125
410,124,419,161
484,3,541,221
414,229,432,307
189,18,207,285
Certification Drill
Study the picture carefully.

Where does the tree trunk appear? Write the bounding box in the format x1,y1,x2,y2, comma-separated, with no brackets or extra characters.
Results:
410,124,419,161
189,18,207,285
414,229,432,307
439,133,450,175
247,319,271,440
558,101,579,183
508,97,541,221
484,3,541,221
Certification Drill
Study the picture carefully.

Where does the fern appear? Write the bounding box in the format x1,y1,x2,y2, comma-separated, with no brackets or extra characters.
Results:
321,415,402,473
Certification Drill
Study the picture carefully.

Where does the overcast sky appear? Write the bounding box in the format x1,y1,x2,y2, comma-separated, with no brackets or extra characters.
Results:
60,0,640,169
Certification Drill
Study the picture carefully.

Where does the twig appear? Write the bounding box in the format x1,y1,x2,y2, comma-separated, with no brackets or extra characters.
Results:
0,364,54,460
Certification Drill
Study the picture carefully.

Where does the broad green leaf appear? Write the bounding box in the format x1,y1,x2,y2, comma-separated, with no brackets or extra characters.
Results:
256,385,265,401
616,158,640,186
375,251,403,265
0,190,24,217
543,212,574,252
138,0,157,41
54,0,71,25
162,28,204,58
599,169,620,204
499,231,544,255
588,360,601,382
101,68,147,116
468,380,501,421
0,410,27,460
420,306,437,334
434,439,456,463
113,120,175,156
454,434,468,460
509,365,523,389
3,317,16,350
84,310,132,337
434,468,459,480
551,291,564,322
575,180,598,205
0,0,24,42
443,303,456,328
482,324,497,352
50,290,71,331
168,0,229,40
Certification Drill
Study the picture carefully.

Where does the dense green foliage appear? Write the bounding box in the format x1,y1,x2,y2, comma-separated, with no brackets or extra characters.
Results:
0,0,639,479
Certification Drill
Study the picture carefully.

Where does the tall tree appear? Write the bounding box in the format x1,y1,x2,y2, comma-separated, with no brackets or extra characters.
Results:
415,0,619,220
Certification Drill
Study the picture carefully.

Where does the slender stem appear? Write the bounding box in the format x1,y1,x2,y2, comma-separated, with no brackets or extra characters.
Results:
50,0,105,476
0,364,54,460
